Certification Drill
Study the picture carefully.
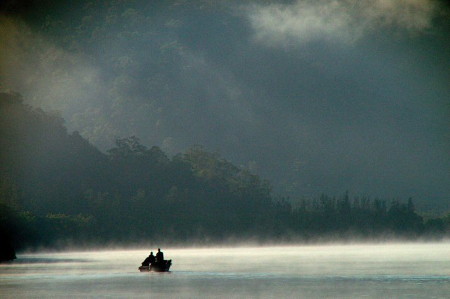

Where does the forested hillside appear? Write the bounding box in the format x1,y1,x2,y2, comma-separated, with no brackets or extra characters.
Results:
1,0,449,212
1,92,448,259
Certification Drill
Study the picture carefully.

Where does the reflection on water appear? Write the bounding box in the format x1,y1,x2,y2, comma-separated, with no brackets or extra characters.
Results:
1,243,449,298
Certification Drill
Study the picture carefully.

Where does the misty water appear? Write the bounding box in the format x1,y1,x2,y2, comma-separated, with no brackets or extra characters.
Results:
1,243,449,298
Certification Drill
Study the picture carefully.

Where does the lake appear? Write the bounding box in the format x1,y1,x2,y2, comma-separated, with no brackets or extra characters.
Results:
1,243,449,298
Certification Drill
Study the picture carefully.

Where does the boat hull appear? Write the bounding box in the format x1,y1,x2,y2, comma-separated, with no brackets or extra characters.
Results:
139,260,172,272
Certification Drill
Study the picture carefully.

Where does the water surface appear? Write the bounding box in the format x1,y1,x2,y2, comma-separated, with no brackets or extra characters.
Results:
1,243,449,298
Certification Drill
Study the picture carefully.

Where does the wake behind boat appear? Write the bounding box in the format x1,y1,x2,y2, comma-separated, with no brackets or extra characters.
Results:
139,248,172,272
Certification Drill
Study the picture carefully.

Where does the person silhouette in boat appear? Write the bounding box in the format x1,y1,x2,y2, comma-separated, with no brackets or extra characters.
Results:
141,252,155,267
156,248,164,264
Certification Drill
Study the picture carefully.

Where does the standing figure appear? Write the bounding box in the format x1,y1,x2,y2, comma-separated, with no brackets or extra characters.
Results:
156,248,164,263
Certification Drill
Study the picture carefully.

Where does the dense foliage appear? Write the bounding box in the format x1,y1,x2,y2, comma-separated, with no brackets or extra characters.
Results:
1,92,448,257
2,0,449,212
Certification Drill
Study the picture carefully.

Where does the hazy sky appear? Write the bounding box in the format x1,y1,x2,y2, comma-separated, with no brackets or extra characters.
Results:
0,0,449,209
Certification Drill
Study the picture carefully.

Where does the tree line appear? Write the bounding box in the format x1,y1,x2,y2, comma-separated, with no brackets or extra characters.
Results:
1,92,449,259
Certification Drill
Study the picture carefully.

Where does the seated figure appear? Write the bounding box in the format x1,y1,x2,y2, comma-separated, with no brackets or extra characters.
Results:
141,252,155,266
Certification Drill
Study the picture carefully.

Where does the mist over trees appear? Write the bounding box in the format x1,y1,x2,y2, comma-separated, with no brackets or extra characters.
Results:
1,0,449,212
1,93,448,256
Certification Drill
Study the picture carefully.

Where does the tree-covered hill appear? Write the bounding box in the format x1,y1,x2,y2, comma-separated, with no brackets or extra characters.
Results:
1,92,448,259
2,0,449,211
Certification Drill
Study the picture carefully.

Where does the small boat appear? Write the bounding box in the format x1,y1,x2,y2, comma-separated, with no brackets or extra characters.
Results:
139,260,172,272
